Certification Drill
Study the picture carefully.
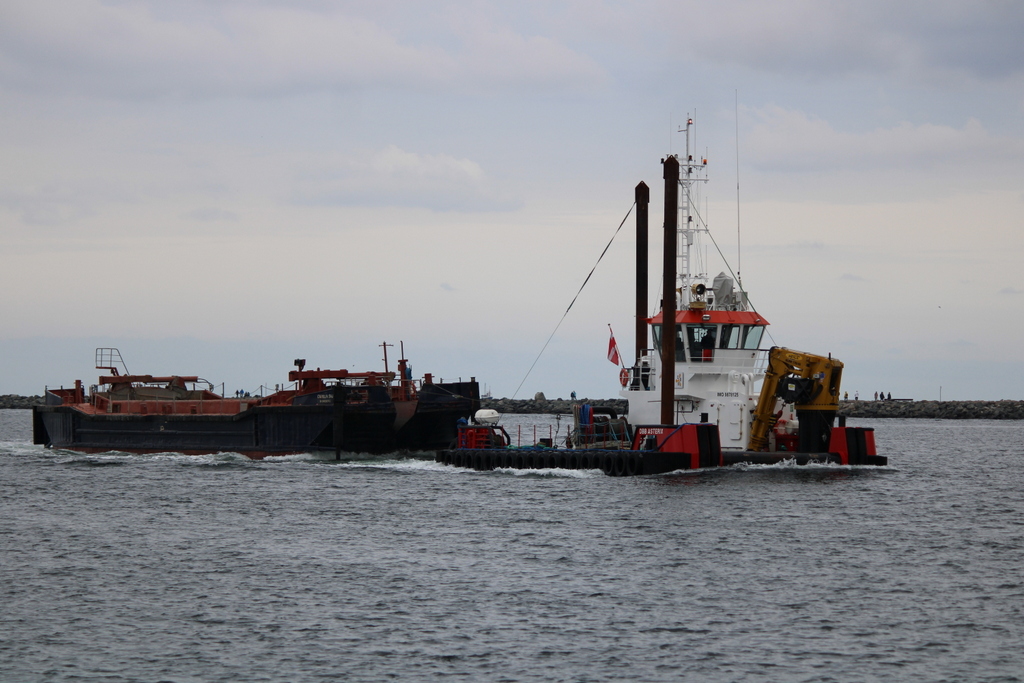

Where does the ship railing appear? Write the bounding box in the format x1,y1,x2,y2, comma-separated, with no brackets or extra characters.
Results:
570,423,631,450
97,397,252,415
689,349,771,373
331,376,422,390
95,347,129,375
513,423,555,448
623,348,770,391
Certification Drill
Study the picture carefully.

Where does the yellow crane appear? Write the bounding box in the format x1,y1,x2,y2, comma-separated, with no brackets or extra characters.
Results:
748,347,844,452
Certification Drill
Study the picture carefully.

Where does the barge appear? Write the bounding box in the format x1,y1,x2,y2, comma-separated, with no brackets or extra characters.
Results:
33,345,479,458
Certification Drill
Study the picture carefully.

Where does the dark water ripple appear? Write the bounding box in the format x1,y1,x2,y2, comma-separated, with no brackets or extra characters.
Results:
2,410,1023,682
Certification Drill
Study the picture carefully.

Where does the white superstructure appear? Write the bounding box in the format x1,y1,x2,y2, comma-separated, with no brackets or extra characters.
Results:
621,118,773,450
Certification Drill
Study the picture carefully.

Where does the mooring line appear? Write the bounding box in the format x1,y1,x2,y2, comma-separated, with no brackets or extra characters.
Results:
510,202,636,400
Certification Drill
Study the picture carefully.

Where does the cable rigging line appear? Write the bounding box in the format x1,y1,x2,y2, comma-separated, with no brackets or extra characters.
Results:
688,200,777,346
510,202,636,400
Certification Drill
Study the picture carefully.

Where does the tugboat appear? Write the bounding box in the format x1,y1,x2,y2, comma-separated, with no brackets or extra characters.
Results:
33,344,480,459
440,118,884,474
617,117,880,464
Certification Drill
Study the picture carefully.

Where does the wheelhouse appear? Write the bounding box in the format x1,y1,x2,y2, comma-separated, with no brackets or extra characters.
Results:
649,310,768,363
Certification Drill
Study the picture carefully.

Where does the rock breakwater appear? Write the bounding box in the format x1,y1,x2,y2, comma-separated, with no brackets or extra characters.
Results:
481,397,1024,420
0,395,44,409
5,394,1022,419
481,397,627,416
839,400,1024,420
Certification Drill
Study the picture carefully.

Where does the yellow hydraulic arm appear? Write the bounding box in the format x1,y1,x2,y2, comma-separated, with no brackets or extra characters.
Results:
747,347,844,452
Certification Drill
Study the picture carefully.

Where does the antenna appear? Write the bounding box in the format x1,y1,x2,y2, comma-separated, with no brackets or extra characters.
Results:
735,90,742,287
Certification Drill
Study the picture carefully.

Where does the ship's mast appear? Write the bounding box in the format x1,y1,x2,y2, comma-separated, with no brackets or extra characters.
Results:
676,116,708,308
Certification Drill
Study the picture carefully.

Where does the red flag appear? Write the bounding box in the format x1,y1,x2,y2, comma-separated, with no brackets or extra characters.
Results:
607,327,621,366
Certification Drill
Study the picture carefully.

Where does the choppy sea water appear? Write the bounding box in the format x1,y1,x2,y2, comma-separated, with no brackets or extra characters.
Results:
2,409,1022,683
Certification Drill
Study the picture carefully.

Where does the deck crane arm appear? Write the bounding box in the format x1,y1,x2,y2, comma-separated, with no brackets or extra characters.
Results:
747,347,844,452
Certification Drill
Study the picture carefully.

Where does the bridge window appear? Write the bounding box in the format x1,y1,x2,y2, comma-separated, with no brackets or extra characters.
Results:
721,324,741,349
687,325,717,362
651,324,688,362
742,325,765,350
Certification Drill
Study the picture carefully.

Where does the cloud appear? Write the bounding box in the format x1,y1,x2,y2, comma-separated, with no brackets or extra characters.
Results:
0,0,606,99
181,207,239,222
745,107,1024,173
4,0,1020,103
999,287,1024,295
654,0,1024,84
0,186,97,226
840,273,866,282
293,145,520,212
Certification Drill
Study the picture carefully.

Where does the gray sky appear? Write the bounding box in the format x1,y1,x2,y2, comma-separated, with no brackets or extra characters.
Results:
2,0,1023,400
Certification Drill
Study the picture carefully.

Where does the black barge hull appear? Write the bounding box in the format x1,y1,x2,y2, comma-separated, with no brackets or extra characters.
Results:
33,382,478,459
